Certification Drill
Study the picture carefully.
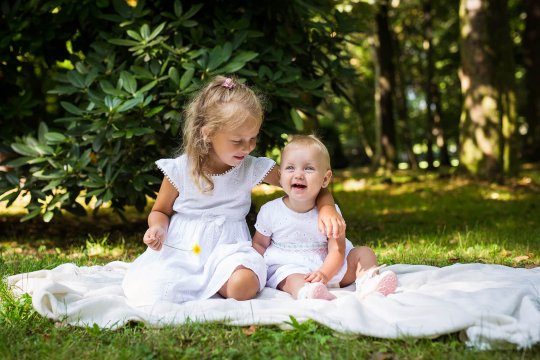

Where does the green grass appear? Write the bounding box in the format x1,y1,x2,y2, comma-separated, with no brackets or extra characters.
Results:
1,169,539,359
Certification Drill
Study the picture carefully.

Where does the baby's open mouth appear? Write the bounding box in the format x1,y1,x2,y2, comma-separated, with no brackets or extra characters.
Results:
292,184,307,189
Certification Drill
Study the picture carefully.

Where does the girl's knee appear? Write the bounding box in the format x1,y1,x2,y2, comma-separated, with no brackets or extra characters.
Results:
358,246,376,258
347,246,378,275
225,268,259,300
347,246,376,262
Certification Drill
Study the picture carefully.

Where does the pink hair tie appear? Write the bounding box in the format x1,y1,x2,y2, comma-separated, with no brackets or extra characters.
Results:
222,78,235,89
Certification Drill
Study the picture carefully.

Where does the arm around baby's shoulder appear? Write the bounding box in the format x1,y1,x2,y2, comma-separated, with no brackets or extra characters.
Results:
261,165,280,187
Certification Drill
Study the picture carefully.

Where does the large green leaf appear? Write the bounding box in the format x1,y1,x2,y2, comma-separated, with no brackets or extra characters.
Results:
11,143,39,157
148,23,166,41
168,67,180,86
60,102,85,116
109,38,141,46
140,24,150,40
180,68,194,90
207,46,226,71
67,71,86,89
44,132,67,144
6,156,34,167
120,71,138,94
127,29,143,41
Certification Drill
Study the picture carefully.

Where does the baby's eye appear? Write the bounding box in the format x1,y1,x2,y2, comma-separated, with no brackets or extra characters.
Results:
231,140,241,144
305,166,315,171
285,165,294,171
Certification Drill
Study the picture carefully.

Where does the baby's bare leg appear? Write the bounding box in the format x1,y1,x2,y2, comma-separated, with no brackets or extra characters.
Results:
339,246,378,287
278,273,307,299
219,266,259,300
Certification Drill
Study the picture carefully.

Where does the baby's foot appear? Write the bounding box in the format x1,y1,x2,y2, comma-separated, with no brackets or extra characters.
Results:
298,282,336,300
356,265,398,298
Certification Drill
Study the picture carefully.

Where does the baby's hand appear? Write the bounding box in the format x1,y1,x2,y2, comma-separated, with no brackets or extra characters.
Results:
318,206,346,239
143,226,166,251
304,271,329,284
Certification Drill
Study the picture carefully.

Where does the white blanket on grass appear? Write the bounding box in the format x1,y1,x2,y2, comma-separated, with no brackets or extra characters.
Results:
7,262,540,350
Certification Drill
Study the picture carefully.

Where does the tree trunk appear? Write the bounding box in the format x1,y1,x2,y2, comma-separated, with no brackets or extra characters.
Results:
458,0,518,181
372,0,397,171
393,23,418,170
354,105,375,164
424,1,450,169
424,1,436,170
523,0,540,161
432,84,452,166
338,88,374,165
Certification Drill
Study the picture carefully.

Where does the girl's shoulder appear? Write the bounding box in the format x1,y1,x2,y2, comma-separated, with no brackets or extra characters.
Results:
156,154,187,168
155,154,187,191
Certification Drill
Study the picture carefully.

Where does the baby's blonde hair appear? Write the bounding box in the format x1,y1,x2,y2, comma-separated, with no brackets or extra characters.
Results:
283,135,331,170
182,75,264,192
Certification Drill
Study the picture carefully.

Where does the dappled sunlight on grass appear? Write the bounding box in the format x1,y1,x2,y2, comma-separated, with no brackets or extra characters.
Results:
332,178,368,192
84,234,126,258
330,176,539,246
0,190,30,216
2,169,539,269
0,233,143,267
375,239,537,268
252,183,282,195
1,191,154,221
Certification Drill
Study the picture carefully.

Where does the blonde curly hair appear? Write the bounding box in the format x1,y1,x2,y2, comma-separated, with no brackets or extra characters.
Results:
181,75,264,192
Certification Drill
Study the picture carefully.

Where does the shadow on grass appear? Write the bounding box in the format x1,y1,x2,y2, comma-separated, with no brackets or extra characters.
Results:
0,212,148,250
333,179,539,247
2,172,539,257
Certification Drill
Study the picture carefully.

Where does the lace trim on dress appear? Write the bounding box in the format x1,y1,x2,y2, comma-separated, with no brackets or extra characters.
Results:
256,162,276,185
156,163,181,192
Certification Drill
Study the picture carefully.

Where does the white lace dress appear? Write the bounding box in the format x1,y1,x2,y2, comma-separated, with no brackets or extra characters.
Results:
255,197,353,288
122,154,275,306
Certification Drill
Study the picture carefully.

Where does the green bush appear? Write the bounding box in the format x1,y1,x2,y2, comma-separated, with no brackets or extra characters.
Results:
0,0,355,222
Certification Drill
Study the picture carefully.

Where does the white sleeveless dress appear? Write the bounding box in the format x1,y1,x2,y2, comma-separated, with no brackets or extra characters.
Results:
255,197,353,288
122,154,275,306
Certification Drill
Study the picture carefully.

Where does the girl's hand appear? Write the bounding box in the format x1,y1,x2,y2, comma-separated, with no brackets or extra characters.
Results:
143,226,166,251
318,205,346,239
304,271,329,284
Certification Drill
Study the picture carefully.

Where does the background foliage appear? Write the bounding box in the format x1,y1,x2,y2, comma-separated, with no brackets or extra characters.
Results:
1,0,538,221
0,0,354,221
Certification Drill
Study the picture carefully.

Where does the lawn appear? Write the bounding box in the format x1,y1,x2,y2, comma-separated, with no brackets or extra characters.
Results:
1,168,539,359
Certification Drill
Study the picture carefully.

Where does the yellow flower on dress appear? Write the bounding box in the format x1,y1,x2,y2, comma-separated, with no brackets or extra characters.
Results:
192,244,201,255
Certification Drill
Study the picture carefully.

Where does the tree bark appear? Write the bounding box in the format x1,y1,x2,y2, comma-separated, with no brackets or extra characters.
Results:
393,21,418,170
458,0,518,181
424,1,436,170
432,84,452,166
372,0,397,171
523,0,540,161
